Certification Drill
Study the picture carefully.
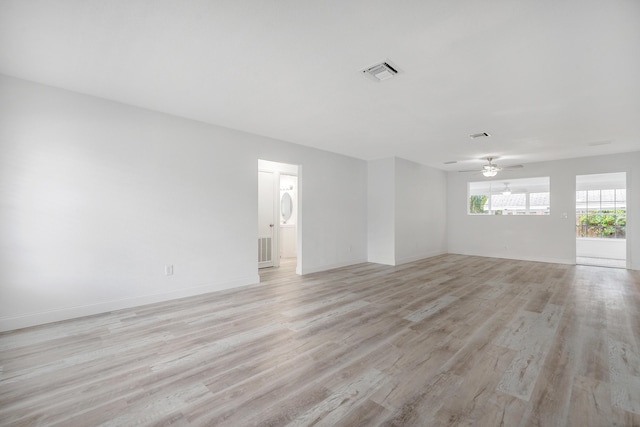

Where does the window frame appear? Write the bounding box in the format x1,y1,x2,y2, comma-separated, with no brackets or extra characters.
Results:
575,188,626,239
468,177,550,216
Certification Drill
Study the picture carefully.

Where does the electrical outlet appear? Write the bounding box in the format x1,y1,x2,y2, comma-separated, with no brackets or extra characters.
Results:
165,265,174,276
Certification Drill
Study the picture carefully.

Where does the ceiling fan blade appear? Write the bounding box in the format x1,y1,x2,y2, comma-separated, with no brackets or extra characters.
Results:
502,164,524,169
458,169,481,173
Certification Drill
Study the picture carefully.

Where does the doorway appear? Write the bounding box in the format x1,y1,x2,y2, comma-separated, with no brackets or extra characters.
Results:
258,159,300,275
575,172,627,268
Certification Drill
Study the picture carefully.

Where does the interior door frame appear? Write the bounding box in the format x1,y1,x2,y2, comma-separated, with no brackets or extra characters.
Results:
575,171,628,269
258,159,300,274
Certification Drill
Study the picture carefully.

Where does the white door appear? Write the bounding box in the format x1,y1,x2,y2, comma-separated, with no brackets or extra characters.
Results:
258,171,276,268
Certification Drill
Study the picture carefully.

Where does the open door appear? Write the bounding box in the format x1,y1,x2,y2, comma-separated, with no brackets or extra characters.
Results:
258,170,276,268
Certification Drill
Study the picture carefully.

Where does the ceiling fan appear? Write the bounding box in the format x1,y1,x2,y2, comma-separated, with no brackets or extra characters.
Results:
488,183,525,195
459,157,524,177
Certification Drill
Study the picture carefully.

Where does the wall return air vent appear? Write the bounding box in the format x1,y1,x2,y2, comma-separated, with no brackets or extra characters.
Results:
361,61,400,82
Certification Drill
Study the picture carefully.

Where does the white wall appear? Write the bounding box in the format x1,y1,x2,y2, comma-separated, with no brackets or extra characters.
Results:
367,158,395,265
576,239,626,260
394,158,448,264
447,152,640,269
0,75,368,331
367,157,448,265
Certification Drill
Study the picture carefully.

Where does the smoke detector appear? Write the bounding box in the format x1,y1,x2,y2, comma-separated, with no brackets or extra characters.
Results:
361,61,400,82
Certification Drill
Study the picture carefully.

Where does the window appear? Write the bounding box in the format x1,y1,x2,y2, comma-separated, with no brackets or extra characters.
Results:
576,189,626,238
468,177,550,215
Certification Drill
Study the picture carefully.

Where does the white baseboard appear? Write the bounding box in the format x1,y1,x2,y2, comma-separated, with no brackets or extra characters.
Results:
447,250,575,266
0,275,259,333
394,250,448,266
301,258,368,275
366,256,396,266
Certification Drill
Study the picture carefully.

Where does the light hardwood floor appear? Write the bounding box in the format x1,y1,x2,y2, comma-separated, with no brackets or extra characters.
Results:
1,254,640,426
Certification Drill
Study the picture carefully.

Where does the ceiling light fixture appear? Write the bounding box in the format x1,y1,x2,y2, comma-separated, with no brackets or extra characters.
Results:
482,157,500,177
482,168,498,177
459,157,524,176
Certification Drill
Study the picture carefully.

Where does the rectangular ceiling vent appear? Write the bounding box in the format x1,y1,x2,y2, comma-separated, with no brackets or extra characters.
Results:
469,132,491,139
362,61,400,82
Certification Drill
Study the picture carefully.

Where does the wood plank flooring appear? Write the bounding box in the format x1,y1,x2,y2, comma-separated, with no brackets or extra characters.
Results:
1,254,640,426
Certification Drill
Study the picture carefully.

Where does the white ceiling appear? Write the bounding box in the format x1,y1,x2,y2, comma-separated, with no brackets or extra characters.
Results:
1,0,639,171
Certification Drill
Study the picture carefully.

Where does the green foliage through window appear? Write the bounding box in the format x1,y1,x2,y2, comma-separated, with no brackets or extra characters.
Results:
576,187,626,239
576,210,626,238
469,195,488,214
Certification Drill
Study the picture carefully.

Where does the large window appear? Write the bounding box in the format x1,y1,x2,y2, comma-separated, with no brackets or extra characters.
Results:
468,177,550,215
576,189,626,238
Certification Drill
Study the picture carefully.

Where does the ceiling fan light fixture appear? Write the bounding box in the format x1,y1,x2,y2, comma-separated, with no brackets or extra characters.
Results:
481,157,500,177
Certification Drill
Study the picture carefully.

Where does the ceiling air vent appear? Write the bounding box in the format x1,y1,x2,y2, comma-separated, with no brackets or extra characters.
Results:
362,61,400,82
469,132,491,139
